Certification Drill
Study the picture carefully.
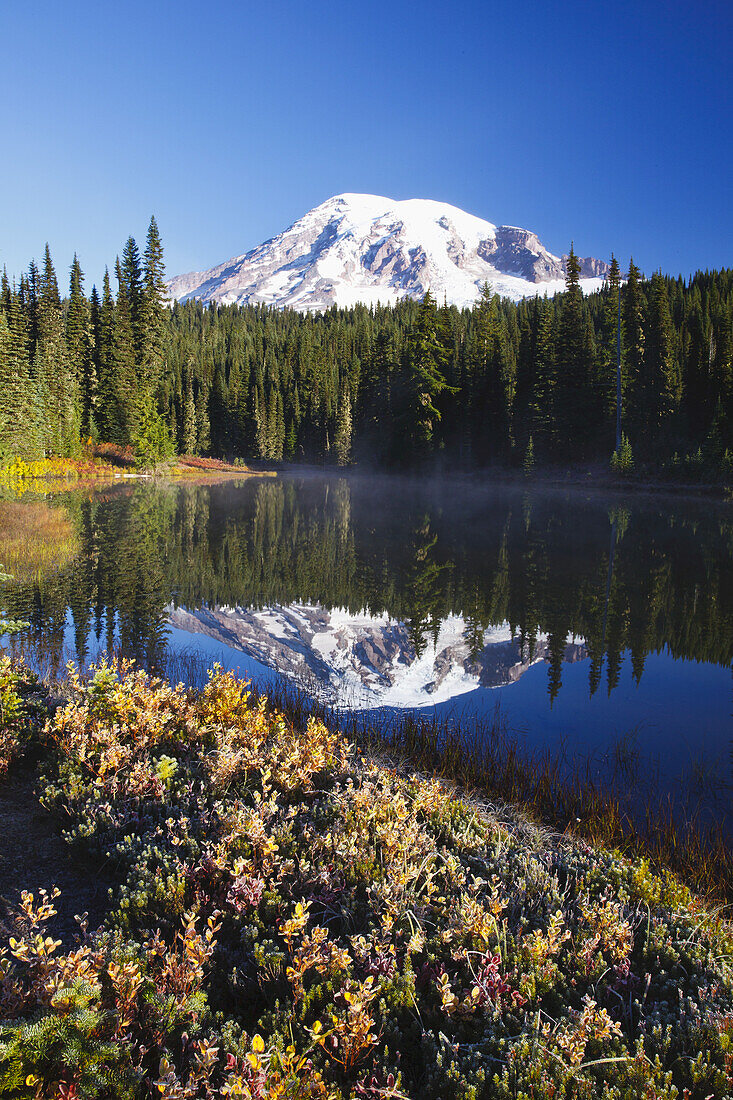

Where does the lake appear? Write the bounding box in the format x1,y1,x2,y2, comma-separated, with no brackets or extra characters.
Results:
2,472,731,827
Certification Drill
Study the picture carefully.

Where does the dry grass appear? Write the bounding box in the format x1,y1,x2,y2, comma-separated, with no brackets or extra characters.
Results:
0,502,79,583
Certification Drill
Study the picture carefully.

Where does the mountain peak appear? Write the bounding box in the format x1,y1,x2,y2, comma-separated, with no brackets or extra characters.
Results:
167,194,609,312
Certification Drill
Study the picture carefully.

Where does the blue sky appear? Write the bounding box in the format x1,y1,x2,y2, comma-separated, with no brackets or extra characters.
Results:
2,0,732,290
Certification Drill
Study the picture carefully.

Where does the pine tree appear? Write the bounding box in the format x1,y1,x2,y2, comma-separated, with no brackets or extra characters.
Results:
623,259,646,435
111,258,139,443
66,255,96,436
181,366,197,454
121,236,143,361
41,243,61,309
25,260,40,364
528,296,556,454
645,271,680,436
0,268,10,314
402,290,454,463
469,283,509,462
555,245,596,454
35,246,80,455
0,303,41,458
141,216,168,399
334,389,352,466
195,386,211,453
598,255,623,434
94,269,118,441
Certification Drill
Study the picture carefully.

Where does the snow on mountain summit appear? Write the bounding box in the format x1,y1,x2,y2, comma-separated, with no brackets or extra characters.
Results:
167,193,609,312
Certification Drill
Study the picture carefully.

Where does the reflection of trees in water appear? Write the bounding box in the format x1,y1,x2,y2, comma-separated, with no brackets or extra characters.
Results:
6,478,733,702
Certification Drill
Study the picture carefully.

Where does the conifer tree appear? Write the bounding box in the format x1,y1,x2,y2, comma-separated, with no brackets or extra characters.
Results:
111,258,139,443
121,236,143,360
41,243,61,309
0,302,41,458
25,260,40,363
66,255,96,436
529,297,556,454
35,245,80,455
141,216,168,397
555,246,596,453
0,269,10,314
623,259,646,435
195,386,211,453
470,284,510,462
598,256,623,429
402,290,454,463
94,270,117,441
645,272,680,436
334,389,352,466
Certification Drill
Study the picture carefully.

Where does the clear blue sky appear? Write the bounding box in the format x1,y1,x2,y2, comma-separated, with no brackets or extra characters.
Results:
2,0,732,290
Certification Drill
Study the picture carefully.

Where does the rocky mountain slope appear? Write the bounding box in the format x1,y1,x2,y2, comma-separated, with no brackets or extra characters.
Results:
167,193,609,311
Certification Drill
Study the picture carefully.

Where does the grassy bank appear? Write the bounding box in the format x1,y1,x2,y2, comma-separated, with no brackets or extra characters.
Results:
0,453,275,504
0,655,731,1098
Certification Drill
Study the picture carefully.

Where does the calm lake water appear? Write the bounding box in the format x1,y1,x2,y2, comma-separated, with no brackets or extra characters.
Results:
3,473,732,825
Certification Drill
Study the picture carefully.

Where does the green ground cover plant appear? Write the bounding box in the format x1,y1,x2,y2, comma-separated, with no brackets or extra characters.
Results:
0,659,731,1098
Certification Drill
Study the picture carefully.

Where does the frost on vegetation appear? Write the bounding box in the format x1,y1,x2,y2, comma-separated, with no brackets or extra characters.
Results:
0,656,732,1098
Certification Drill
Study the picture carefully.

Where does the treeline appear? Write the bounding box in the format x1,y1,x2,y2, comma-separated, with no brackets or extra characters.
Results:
2,224,732,469
0,218,171,464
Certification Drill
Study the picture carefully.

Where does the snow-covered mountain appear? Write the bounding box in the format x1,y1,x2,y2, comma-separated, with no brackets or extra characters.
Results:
168,602,587,709
167,194,609,312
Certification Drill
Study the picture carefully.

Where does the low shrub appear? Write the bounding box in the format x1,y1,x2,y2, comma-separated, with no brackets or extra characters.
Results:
0,658,731,1097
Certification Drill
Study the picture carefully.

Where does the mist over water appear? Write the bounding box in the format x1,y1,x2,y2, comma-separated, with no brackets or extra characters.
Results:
3,472,732,825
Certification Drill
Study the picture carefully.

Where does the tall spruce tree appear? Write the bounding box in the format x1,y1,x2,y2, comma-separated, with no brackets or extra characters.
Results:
111,258,139,443
66,255,96,436
121,236,143,361
94,269,118,441
35,246,80,455
469,283,509,462
141,215,168,397
555,246,596,453
645,271,680,436
598,256,623,434
402,290,454,463
623,259,646,437
0,298,41,458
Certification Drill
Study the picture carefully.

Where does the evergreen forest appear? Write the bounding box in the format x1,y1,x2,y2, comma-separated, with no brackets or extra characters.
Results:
2,222,732,473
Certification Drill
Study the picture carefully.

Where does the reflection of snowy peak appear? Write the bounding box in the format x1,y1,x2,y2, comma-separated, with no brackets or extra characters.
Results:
168,603,587,709
167,193,608,311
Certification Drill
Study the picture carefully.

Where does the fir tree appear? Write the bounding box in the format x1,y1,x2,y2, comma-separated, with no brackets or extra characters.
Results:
95,269,117,441
469,283,510,462
0,306,41,458
555,245,597,453
141,215,168,398
66,255,96,436
402,290,454,463
111,258,139,443
35,246,80,456
121,236,143,360
334,390,352,466
41,243,61,309
528,296,556,454
623,259,646,436
645,271,680,435
598,255,623,431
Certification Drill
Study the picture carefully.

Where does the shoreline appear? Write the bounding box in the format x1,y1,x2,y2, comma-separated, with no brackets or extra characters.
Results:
2,453,730,503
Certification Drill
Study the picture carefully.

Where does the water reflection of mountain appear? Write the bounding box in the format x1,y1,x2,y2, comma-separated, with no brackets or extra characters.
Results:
168,603,588,708
4,475,732,704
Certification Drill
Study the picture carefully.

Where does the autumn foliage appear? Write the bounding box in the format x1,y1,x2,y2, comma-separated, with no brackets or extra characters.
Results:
0,660,731,1097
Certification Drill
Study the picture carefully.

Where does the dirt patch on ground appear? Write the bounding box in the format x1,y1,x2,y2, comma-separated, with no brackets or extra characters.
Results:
0,763,109,944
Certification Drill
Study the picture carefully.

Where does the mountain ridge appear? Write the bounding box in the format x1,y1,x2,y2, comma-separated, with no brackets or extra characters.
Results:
167,193,610,312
